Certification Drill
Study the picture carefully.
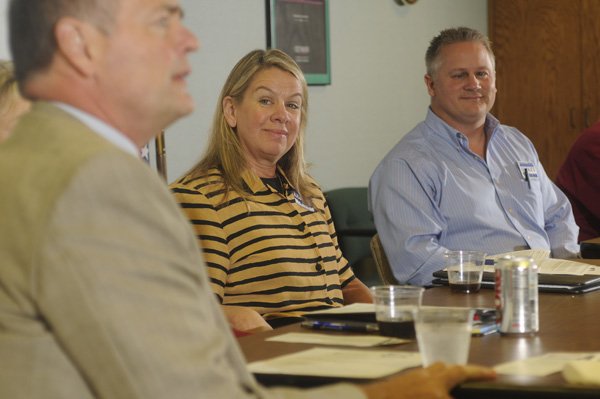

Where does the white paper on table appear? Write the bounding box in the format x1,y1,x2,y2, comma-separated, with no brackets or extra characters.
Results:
248,347,422,379
302,302,375,315
580,264,600,275
494,352,596,377
537,258,589,275
487,249,551,265
267,332,410,347
483,249,600,275
563,354,600,385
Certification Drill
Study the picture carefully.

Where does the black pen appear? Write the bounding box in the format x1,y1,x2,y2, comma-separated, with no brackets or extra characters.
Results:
300,319,379,333
525,168,531,189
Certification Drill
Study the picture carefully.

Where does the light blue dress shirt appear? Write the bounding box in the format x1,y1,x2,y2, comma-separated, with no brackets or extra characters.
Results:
369,108,580,286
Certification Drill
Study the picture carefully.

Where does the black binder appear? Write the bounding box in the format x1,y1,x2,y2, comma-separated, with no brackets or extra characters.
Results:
432,269,600,294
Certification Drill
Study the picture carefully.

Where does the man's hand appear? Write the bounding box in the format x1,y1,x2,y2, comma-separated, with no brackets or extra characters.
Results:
361,362,496,399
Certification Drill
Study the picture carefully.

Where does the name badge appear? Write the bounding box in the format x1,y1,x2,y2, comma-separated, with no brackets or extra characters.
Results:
294,191,315,212
517,161,538,180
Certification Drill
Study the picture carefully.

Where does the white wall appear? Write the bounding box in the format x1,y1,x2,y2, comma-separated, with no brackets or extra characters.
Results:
0,0,487,190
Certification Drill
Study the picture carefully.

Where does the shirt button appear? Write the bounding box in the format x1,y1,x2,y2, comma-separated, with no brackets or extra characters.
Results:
315,264,323,272
298,223,306,232
325,298,333,304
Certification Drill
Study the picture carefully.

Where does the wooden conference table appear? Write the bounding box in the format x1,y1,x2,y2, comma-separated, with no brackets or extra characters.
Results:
238,286,600,398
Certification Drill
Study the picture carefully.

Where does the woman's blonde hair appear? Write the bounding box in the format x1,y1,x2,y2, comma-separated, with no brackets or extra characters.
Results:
189,49,314,203
0,60,29,142
0,61,21,118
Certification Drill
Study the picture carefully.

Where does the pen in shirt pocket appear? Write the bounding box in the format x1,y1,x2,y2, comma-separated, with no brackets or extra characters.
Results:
525,168,531,189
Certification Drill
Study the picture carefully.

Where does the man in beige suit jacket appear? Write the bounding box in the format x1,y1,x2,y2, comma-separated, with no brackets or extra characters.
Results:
0,0,494,398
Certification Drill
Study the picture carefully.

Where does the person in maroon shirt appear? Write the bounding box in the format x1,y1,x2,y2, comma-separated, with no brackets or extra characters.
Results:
556,121,600,241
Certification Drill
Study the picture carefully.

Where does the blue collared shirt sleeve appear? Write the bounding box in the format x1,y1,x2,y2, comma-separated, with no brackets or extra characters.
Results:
537,160,580,258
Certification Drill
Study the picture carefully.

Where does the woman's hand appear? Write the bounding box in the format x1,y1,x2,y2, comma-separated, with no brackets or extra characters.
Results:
222,305,272,333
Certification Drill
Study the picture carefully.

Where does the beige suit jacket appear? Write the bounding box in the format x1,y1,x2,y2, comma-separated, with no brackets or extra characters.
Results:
0,103,364,399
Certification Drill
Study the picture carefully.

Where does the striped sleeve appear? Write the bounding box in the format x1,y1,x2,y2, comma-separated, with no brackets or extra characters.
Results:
170,185,229,301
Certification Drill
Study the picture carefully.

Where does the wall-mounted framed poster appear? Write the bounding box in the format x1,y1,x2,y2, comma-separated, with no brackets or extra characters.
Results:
266,0,331,85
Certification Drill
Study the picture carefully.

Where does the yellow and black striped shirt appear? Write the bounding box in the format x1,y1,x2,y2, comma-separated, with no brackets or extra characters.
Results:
170,168,355,319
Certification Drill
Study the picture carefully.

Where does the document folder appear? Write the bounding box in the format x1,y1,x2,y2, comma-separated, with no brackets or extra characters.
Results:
432,270,600,294
433,250,600,294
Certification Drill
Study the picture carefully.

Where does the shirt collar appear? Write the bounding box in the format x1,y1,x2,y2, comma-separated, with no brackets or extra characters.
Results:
241,166,293,195
424,107,502,148
53,102,139,157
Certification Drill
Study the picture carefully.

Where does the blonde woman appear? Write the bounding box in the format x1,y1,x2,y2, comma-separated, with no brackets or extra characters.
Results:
171,49,372,332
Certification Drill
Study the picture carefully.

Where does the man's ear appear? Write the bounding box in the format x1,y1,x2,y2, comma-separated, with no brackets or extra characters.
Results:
223,96,237,128
54,17,101,76
424,74,435,97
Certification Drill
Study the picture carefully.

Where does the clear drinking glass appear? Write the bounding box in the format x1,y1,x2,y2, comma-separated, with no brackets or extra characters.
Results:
415,307,474,366
371,285,424,339
445,250,486,293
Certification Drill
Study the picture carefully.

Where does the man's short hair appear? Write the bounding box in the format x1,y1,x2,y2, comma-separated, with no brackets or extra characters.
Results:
9,0,116,85
425,27,495,76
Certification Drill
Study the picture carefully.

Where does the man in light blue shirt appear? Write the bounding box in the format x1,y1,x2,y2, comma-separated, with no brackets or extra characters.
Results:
369,27,579,286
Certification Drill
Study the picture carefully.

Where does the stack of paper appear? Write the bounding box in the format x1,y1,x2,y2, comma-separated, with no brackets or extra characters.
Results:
248,348,422,379
485,249,600,276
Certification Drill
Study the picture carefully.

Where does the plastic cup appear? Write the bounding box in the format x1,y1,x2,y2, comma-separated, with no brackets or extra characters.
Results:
445,250,486,293
415,307,474,366
371,285,424,339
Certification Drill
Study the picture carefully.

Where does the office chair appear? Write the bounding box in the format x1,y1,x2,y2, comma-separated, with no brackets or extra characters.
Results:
581,237,600,259
325,187,381,287
370,234,400,285
155,131,167,181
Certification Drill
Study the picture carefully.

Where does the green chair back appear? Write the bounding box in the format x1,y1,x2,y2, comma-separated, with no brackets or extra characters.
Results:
325,187,381,287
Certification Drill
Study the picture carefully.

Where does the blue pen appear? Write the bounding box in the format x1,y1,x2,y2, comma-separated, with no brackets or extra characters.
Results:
301,319,380,333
